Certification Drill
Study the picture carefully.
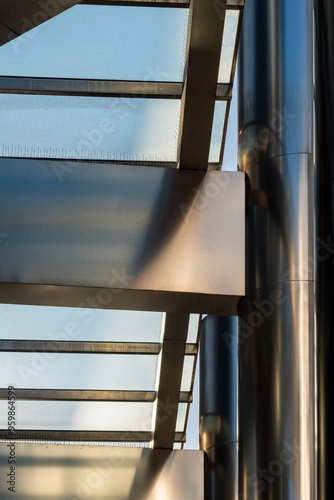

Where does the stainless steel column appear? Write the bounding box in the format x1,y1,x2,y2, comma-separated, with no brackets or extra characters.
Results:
237,0,315,499
314,2,334,499
199,316,237,500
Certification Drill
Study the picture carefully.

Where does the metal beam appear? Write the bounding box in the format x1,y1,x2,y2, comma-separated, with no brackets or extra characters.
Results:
177,0,227,170
0,430,186,442
0,389,193,402
0,77,231,101
0,340,197,355
153,313,189,449
0,340,161,354
0,160,245,314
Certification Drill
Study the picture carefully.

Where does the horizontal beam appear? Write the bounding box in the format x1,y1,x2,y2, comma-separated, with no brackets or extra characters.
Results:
0,340,160,354
0,340,197,355
0,389,193,402
0,77,231,100
0,430,186,442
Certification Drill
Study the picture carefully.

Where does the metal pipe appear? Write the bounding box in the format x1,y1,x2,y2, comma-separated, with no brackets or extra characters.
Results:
314,1,334,499
199,316,237,500
237,0,315,498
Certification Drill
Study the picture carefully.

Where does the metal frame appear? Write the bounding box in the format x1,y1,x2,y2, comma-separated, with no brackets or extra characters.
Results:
0,77,232,101
153,313,189,449
0,430,186,442
0,340,197,355
0,389,192,402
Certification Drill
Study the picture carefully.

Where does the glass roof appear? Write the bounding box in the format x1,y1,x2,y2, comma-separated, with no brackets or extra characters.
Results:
0,6,189,82
0,0,243,449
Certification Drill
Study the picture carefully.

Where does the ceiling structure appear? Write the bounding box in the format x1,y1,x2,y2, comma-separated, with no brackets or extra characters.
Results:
0,0,243,449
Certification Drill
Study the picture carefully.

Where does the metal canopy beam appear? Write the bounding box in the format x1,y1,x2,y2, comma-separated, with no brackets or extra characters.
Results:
0,388,193,402
154,313,189,449
0,430,186,442
0,160,245,314
0,340,197,355
177,0,227,170
0,77,232,101
0,340,161,354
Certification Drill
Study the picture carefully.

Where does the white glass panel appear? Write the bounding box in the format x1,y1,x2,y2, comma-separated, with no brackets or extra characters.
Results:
0,304,164,342
0,400,153,431
0,95,181,161
0,6,189,82
176,403,187,432
180,356,195,392
208,101,227,162
218,11,239,83
0,353,159,390
187,314,200,343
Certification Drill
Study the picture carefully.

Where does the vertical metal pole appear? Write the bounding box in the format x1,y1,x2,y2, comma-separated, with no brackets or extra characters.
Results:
314,2,334,499
199,316,238,500
237,0,315,499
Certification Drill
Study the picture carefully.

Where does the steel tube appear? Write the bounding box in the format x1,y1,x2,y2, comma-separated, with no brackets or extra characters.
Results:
199,316,237,500
238,0,315,498
314,1,334,499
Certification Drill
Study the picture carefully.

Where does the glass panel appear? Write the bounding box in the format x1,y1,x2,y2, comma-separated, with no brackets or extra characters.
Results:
208,101,227,162
0,304,164,342
0,5,188,82
0,400,153,431
218,11,239,83
173,442,182,450
0,353,159,390
176,403,188,432
180,356,195,392
187,314,200,343
0,95,181,161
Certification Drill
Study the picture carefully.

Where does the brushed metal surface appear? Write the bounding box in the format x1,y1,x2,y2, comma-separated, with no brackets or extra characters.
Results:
245,154,314,293
238,282,315,500
0,159,245,310
238,0,315,498
0,444,204,499
199,316,238,500
314,2,334,497
238,0,313,171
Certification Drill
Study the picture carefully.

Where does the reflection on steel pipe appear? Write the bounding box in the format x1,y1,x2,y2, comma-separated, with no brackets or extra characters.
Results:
314,1,334,499
238,0,315,498
199,316,237,500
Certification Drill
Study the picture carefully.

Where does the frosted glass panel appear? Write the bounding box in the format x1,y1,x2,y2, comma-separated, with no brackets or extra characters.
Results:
0,5,188,82
180,356,195,392
0,304,164,342
218,11,239,83
187,314,200,343
176,403,187,432
0,95,181,161
0,400,153,431
208,101,227,162
0,353,159,390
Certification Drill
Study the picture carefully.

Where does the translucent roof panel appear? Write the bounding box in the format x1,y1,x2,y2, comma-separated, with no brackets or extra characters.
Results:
0,353,159,390
0,5,189,82
0,400,154,431
0,95,181,161
176,403,188,432
187,314,200,343
180,355,195,392
0,304,164,342
208,100,227,162
218,10,239,83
